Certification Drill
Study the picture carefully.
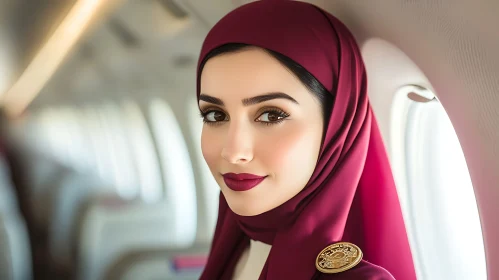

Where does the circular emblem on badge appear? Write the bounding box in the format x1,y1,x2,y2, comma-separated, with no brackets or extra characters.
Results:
315,242,363,274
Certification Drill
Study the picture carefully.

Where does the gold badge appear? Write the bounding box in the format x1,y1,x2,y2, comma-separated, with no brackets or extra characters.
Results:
315,242,363,274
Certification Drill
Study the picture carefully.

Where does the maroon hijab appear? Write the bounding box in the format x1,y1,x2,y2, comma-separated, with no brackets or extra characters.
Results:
196,1,416,279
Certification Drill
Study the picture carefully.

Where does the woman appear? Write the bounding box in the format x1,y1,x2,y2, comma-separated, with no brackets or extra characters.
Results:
196,1,416,279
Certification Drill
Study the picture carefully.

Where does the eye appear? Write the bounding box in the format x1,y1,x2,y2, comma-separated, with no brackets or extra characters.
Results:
255,109,290,124
200,109,228,124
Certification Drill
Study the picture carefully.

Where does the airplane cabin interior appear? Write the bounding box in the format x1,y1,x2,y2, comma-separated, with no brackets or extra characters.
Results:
0,0,497,279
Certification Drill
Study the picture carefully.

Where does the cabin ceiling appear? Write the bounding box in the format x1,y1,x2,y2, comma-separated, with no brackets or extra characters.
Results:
0,0,76,96
4,0,493,110
24,0,242,108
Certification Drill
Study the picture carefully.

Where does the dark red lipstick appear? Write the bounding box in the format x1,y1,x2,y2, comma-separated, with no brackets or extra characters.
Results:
222,173,267,192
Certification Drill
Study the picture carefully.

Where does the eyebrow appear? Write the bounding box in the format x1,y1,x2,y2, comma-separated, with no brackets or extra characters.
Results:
199,92,299,106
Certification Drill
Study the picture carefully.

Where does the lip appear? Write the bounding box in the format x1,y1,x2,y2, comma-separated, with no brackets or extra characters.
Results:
222,173,267,192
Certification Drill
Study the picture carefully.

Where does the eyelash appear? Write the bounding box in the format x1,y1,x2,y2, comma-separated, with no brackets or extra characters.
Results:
199,108,290,127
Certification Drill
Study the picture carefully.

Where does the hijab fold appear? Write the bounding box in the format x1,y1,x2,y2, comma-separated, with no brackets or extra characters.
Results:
196,1,416,279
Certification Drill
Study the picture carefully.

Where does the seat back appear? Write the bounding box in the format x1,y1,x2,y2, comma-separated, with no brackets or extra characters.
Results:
0,158,18,214
47,171,111,269
76,199,196,280
0,212,32,280
104,245,209,280
147,99,198,242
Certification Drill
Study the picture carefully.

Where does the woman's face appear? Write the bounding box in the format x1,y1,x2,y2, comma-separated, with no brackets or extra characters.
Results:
199,48,324,216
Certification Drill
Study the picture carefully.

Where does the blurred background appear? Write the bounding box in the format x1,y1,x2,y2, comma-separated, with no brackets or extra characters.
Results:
0,0,494,280
0,0,232,279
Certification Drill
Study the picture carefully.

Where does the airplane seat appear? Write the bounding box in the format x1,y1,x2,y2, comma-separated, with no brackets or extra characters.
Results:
0,211,33,280
75,197,196,280
30,164,75,231
0,156,33,280
6,145,113,279
0,128,75,279
46,170,113,275
7,150,76,233
8,141,64,198
0,157,18,214
18,156,89,279
74,99,198,280
103,245,209,280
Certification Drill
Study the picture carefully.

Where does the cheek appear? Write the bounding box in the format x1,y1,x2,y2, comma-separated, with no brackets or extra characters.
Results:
201,128,222,170
257,122,322,178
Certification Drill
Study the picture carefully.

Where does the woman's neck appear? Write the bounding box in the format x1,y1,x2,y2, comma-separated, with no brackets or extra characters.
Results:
233,239,272,280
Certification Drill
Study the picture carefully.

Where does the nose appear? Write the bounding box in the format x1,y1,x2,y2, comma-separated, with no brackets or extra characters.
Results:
221,122,253,164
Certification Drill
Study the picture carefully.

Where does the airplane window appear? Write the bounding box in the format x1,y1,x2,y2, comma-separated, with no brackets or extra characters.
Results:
390,86,487,280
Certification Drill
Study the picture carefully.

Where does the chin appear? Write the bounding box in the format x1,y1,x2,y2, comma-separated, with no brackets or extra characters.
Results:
224,192,273,217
